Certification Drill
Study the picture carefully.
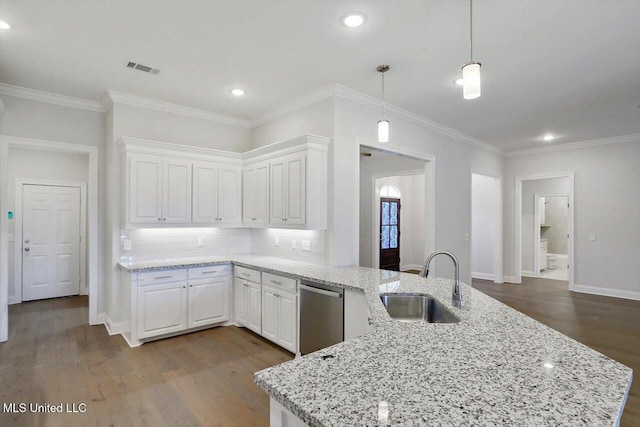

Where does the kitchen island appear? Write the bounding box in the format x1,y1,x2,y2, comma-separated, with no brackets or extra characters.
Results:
119,255,632,426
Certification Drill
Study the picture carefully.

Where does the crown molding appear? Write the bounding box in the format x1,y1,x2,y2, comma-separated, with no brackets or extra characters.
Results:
103,90,251,129
504,133,640,157
249,84,335,129
333,84,504,156
0,82,104,112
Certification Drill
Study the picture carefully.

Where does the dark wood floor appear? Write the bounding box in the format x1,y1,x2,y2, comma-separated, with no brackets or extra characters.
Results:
474,277,640,427
0,296,292,427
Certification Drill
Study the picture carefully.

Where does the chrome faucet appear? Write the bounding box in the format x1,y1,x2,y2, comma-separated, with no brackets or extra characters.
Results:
419,250,462,308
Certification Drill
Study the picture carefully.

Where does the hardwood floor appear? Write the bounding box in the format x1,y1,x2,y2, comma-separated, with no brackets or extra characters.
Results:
473,277,640,427
0,296,292,427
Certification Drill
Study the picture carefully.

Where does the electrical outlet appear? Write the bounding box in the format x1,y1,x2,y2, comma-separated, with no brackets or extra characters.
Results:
275,237,280,247
301,240,311,251
198,237,205,247
123,239,132,251
291,239,297,249
589,233,597,241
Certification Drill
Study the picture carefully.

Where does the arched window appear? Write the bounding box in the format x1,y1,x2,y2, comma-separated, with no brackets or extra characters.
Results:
380,184,401,198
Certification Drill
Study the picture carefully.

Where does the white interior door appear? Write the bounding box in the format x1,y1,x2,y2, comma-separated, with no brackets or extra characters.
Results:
22,185,81,301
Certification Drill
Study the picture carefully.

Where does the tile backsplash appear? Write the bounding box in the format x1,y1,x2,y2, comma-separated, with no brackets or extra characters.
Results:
120,227,328,265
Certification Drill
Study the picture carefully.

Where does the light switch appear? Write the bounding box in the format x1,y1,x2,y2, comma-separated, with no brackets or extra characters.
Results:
275,236,280,247
291,239,297,249
198,237,205,247
589,233,597,241
301,240,311,251
464,233,470,242
123,239,132,251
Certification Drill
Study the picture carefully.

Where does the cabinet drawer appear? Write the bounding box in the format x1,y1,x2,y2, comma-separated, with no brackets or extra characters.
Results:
188,265,230,279
234,266,261,283
262,272,297,292
138,269,188,286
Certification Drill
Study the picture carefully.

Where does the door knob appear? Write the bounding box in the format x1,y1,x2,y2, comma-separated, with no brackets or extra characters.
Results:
24,239,30,244
24,247,30,252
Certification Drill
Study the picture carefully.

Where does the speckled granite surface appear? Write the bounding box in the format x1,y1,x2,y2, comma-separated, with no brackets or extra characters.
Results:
118,255,633,426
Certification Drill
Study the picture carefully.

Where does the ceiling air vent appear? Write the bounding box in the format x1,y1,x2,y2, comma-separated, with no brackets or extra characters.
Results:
126,61,159,75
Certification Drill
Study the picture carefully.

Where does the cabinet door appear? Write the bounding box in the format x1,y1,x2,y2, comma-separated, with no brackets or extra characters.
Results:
261,285,278,342
162,158,192,224
255,162,270,224
193,161,218,224
234,280,248,326
137,282,188,339
129,154,163,225
242,167,257,223
246,282,262,335
218,165,242,224
270,159,286,225
188,277,229,328
285,154,306,225
277,290,297,353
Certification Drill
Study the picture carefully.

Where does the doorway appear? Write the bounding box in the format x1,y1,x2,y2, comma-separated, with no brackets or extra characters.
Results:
20,184,83,301
379,195,401,271
535,194,569,281
515,173,575,289
470,172,503,283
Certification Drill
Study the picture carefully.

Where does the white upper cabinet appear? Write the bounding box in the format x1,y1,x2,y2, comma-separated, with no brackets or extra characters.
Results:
243,161,269,225
269,153,305,226
192,161,242,226
128,154,191,225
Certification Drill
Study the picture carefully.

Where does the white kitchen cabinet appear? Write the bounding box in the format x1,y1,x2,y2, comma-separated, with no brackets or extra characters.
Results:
235,279,262,335
261,284,297,353
234,280,248,327
193,161,242,226
127,153,191,226
243,161,270,225
188,276,229,328
270,153,306,226
137,281,188,339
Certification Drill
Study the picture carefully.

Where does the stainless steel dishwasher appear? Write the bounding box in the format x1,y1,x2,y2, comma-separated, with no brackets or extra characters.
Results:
300,281,344,355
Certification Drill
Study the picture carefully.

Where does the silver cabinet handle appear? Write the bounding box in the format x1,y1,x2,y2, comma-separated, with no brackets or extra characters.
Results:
158,218,162,221
241,273,250,277
154,275,172,279
271,280,282,285
24,247,30,252
24,239,30,244
201,270,217,274
162,218,167,221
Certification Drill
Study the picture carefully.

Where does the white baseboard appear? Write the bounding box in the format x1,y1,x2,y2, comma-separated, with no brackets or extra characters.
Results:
103,314,125,335
573,284,640,301
521,270,537,278
8,296,19,305
401,264,423,272
471,272,495,281
503,276,520,284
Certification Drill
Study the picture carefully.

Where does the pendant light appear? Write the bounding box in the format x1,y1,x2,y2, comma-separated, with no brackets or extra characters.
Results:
462,0,481,100
377,65,390,142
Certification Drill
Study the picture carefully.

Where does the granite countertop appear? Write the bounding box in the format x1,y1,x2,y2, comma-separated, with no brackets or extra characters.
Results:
118,255,633,426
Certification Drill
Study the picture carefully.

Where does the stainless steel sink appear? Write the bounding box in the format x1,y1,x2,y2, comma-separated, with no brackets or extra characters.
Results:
380,293,460,324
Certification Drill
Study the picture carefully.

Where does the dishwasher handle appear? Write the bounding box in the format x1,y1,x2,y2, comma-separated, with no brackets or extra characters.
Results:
300,284,343,298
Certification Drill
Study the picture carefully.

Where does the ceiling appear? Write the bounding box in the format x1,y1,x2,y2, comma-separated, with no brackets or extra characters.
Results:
0,0,638,152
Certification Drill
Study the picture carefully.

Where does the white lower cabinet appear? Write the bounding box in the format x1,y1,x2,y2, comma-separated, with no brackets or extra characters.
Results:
137,281,188,339
234,278,262,335
261,285,297,353
135,266,230,342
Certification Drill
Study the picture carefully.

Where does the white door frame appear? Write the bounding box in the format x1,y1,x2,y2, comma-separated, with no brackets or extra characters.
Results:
356,137,435,273
534,192,570,277
371,171,424,270
470,170,503,284
515,172,575,289
0,135,99,342
14,180,87,303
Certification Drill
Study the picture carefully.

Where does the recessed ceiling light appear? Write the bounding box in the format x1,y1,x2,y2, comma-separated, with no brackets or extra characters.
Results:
0,20,11,30
342,13,367,28
230,88,246,97
542,134,555,142
543,362,554,369
454,78,464,86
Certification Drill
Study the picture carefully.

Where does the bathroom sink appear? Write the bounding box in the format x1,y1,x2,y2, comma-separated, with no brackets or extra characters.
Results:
380,293,460,324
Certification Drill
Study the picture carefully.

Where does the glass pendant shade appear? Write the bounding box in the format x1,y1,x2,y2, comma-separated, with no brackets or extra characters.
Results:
378,120,389,143
462,62,481,100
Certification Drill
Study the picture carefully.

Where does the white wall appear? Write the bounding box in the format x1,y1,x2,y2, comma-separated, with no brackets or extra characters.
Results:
359,152,426,269
334,96,504,284
542,196,569,254
504,140,640,298
471,173,499,279
521,177,570,274
250,98,334,148
6,148,90,303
